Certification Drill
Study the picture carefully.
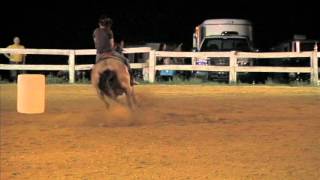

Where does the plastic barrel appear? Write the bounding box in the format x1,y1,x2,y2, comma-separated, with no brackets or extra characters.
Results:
17,74,45,114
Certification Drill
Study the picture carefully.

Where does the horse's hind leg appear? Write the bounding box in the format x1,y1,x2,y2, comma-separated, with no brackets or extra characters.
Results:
105,81,117,101
92,68,114,109
119,78,137,109
92,80,110,109
131,87,138,106
123,86,135,109
97,89,110,109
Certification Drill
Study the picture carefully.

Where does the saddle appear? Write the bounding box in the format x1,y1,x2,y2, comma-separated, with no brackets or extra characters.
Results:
97,52,124,64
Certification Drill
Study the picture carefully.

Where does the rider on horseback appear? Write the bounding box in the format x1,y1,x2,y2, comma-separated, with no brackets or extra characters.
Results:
93,15,138,85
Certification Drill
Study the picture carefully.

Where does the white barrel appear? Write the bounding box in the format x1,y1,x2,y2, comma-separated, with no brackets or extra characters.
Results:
17,74,45,114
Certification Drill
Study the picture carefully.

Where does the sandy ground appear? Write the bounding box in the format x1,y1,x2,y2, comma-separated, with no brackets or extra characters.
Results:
0,84,320,179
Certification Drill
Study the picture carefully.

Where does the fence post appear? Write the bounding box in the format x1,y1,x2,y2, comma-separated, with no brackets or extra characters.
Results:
229,51,237,84
148,50,156,83
311,45,319,86
68,50,75,83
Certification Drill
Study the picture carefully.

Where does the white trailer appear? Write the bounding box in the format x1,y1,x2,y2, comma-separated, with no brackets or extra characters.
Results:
192,19,255,81
193,19,254,52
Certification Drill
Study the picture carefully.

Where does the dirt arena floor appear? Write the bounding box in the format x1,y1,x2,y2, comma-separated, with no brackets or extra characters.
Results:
0,84,320,179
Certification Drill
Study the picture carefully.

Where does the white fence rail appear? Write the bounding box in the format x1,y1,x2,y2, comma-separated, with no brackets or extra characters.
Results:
0,48,319,85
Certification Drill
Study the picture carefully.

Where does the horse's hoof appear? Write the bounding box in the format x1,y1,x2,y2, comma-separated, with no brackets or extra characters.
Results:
132,81,139,86
98,123,108,127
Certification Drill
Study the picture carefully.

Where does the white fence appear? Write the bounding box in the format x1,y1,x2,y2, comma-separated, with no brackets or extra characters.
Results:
0,48,319,85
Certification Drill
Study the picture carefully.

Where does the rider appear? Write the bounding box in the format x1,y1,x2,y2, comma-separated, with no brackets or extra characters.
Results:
93,15,138,85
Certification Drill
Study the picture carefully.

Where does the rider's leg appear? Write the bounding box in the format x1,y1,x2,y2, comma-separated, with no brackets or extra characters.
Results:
112,51,138,85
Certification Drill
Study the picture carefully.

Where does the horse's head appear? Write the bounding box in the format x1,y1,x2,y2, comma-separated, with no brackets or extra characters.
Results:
159,43,183,51
159,43,183,64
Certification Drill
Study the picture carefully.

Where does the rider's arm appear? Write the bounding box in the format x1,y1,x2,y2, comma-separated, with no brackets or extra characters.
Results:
4,45,11,59
22,46,26,64
93,29,97,44
110,38,114,49
22,54,26,64
109,30,114,49
4,53,10,59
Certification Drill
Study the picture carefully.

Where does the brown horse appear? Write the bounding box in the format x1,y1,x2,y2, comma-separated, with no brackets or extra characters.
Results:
91,57,137,109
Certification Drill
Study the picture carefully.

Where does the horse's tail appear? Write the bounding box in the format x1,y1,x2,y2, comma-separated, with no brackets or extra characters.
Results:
98,69,116,96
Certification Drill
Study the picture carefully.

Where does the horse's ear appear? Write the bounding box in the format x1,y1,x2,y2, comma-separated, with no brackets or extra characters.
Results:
158,43,164,51
160,43,168,51
163,43,167,51
174,43,183,51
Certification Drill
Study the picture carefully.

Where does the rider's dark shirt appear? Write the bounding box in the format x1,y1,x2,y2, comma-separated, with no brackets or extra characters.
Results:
93,28,114,54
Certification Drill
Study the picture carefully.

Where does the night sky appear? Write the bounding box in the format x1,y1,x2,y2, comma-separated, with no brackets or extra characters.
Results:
1,0,319,51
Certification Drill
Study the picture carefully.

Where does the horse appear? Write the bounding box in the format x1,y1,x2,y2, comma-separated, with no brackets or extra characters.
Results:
157,43,192,80
91,56,137,109
159,43,183,63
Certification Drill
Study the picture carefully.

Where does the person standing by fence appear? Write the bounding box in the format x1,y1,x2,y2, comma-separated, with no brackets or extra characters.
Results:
4,37,26,82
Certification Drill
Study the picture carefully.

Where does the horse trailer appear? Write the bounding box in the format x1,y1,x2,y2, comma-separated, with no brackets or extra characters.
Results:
192,19,255,82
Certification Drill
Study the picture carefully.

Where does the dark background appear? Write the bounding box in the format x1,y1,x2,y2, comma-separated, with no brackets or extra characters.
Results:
1,0,319,51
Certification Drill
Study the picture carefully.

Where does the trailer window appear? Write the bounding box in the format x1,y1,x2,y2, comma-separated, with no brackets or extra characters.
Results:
201,38,250,52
